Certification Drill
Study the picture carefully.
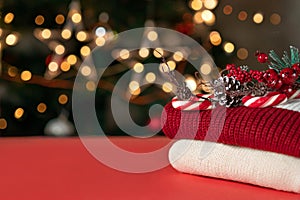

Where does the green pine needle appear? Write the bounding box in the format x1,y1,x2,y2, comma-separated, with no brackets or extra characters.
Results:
268,46,300,71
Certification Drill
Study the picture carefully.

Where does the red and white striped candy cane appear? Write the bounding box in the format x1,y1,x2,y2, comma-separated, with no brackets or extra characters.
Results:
172,94,213,111
287,89,300,99
242,91,287,108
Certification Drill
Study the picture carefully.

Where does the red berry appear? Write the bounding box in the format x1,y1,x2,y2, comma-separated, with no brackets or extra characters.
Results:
280,68,297,85
292,63,300,75
257,53,268,63
263,69,280,88
226,64,235,70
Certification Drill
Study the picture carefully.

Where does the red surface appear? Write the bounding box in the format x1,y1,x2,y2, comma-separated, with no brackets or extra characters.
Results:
0,136,299,200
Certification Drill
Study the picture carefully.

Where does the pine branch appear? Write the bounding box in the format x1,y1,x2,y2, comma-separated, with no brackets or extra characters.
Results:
268,50,286,71
290,46,300,64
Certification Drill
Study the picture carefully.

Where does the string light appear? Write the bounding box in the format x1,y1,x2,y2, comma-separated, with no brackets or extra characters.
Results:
54,44,65,55
95,37,106,46
173,51,184,62
238,11,248,21
55,14,65,24
60,61,71,72
185,76,197,92
224,42,235,53
5,34,18,46
193,11,203,24
129,81,140,92
223,5,233,15
200,63,212,75
37,103,47,113
253,13,264,24
119,49,130,59
138,48,149,58
190,0,203,11
41,29,51,39
86,81,96,91
20,70,32,81
0,118,7,129
4,13,14,24
76,31,87,42
48,62,59,72
71,13,82,23
167,60,176,71
80,46,91,57
58,94,68,105
237,48,248,60
209,31,222,46
145,72,156,83
35,15,45,25
201,10,215,25
270,13,281,25
8,66,18,77
95,27,106,37
67,54,77,65
81,65,92,76
153,48,164,58
14,108,24,119
162,82,173,93
61,29,72,40
203,0,218,10
133,63,144,73
147,31,158,41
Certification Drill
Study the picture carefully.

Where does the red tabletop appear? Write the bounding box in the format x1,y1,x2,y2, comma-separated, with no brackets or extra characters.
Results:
0,136,299,200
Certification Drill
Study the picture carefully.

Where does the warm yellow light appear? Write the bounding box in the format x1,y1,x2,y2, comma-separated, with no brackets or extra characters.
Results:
119,49,130,59
130,88,141,96
138,48,149,58
238,11,248,21
129,81,140,92
0,29,3,37
76,31,87,42
145,72,156,83
81,66,92,76
270,13,281,25
193,11,203,24
71,13,82,23
55,14,65,24
80,46,91,57
185,77,197,92
4,13,14,24
20,71,32,81
37,103,47,113
202,10,215,25
35,15,45,25
0,118,7,129
67,55,77,65
8,66,18,77
61,29,72,40
237,48,249,60
153,48,164,58
14,108,24,119
209,31,222,46
147,31,158,41
95,37,106,46
200,63,212,75
41,29,51,39
190,0,203,11
204,0,218,10
48,62,59,72
253,13,264,24
60,61,71,72
223,5,233,15
167,60,176,71
224,42,235,53
133,63,144,73
58,94,68,105
162,82,173,93
6,34,18,46
86,81,96,91
55,45,65,55
173,51,184,62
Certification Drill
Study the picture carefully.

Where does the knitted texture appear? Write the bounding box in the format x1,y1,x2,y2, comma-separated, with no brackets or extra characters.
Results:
162,100,300,157
169,140,300,193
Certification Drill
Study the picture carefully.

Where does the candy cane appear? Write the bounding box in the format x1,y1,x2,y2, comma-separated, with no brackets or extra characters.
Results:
287,89,300,99
242,92,287,108
172,94,213,111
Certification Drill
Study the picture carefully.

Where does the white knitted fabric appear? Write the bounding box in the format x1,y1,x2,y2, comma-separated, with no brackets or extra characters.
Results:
169,140,300,193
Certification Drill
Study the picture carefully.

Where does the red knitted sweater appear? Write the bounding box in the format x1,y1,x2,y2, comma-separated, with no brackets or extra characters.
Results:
162,102,300,158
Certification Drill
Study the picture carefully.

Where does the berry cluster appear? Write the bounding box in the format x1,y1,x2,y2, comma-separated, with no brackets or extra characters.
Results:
224,61,300,96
